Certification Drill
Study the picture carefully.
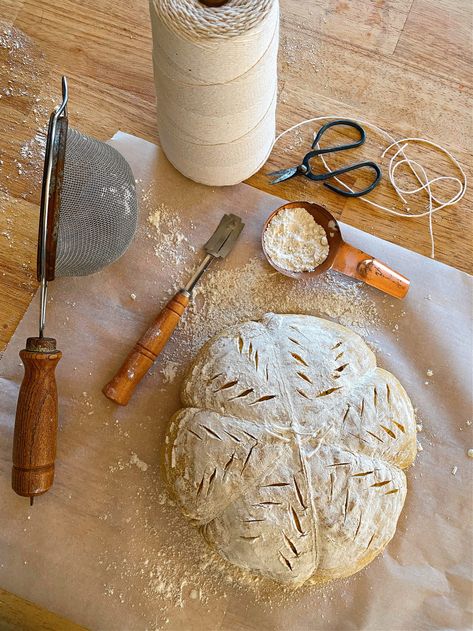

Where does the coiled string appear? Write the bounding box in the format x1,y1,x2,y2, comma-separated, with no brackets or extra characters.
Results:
152,0,275,41
149,0,279,186
274,116,467,258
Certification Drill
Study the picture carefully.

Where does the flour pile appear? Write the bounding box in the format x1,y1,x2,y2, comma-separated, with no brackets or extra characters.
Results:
264,207,329,272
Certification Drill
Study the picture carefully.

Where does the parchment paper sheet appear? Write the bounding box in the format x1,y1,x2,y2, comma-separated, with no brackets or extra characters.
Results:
0,133,472,631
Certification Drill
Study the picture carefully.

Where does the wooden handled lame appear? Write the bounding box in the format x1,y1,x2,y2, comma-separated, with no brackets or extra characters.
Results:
103,290,190,406
103,213,244,406
12,337,62,502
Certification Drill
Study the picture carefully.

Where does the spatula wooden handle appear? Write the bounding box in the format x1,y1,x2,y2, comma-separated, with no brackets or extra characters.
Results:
103,290,190,406
12,337,61,499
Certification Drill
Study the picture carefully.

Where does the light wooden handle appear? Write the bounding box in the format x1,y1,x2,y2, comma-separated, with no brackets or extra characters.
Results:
333,243,410,299
103,290,190,406
12,337,62,500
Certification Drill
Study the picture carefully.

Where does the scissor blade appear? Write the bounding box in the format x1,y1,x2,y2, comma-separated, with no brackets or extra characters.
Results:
268,166,298,185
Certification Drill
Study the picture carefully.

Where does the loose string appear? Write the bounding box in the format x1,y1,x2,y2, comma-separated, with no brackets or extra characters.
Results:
273,116,467,258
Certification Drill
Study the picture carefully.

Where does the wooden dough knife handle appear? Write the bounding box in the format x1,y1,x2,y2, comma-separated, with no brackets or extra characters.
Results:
333,243,410,299
103,290,190,406
12,337,61,499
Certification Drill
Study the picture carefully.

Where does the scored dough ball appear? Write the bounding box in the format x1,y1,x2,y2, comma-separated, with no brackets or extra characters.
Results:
165,313,416,587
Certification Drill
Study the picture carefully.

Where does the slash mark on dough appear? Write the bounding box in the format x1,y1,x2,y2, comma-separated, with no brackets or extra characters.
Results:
199,425,223,441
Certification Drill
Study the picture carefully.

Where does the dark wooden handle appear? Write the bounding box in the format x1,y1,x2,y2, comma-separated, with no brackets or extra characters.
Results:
12,337,62,499
103,291,190,406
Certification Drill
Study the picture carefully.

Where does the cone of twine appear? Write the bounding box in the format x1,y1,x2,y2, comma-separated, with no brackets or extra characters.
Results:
149,0,279,186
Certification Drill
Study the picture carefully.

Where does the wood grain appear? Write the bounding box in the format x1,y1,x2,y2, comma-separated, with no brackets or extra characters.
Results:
0,587,88,631
103,290,190,406
12,337,61,499
0,0,472,356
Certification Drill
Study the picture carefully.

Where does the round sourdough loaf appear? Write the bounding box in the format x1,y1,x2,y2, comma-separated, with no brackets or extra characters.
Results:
166,313,416,586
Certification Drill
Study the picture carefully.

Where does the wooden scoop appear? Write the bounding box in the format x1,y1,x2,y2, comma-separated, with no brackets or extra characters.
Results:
262,202,410,299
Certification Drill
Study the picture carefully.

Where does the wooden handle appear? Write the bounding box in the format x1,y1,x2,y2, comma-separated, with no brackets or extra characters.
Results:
333,243,410,299
103,290,190,406
12,337,62,499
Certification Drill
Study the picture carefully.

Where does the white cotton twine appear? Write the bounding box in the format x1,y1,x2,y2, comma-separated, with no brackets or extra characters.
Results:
149,0,279,186
273,116,467,258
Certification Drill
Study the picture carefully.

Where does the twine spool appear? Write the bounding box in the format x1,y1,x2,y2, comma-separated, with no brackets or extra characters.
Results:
149,0,279,186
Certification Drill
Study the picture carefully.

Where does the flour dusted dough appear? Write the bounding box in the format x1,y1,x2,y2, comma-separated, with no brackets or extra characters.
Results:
166,314,416,587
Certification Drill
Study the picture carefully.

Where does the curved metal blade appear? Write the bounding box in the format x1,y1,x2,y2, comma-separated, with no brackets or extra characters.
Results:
185,214,245,293
268,166,299,184
204,213,244,258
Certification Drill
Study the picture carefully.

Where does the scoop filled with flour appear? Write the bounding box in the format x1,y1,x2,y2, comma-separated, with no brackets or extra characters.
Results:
263,206,329,272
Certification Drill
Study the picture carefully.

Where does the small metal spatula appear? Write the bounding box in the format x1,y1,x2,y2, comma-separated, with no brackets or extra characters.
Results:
103,213,244,406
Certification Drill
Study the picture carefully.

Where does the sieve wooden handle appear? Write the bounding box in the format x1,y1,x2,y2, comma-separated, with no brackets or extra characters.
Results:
103,290,190,406
12,337,62,500
333,243,410,299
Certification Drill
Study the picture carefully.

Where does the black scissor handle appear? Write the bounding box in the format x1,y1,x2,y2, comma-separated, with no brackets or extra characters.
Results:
302,155,382,197
324,161,382,198
311,119,366,154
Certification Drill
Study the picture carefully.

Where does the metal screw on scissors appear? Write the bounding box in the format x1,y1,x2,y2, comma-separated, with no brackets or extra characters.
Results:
268,119,382,198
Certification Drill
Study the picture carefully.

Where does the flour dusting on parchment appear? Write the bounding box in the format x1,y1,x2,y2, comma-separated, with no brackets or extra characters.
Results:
100,185,392,629
101,452,347,630
140,184,380,354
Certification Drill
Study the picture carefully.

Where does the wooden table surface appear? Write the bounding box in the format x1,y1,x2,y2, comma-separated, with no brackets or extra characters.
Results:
0,0,471,627
1,0,472,356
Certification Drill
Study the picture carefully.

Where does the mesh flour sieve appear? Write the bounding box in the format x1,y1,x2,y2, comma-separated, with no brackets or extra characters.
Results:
12,77,138,503
55,128,137,277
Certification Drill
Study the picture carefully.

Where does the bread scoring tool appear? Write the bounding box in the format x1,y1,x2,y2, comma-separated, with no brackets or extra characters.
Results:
103,213,245,406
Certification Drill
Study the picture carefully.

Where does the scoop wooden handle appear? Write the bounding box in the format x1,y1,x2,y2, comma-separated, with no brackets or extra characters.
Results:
103,290,190,406
333,243,410,299
12,337,62,500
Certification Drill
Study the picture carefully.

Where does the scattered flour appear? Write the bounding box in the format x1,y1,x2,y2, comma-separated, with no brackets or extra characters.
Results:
102,169,395,630
110,451,149,473
160,361,180,384
145,194,195,268
101,461,345,630
0,26,53,199
263,207,329,272
130,452,149,472
182,256,380,354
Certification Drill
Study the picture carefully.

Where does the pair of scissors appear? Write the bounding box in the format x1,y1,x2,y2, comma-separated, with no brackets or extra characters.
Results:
268,119,382,198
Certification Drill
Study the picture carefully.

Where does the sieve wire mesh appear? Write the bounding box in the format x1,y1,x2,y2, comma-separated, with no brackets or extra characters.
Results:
55,129,138,277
